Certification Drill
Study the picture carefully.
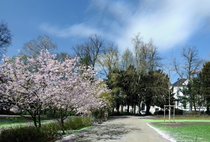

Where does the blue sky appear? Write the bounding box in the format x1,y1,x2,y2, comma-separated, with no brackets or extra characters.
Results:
1,0,210,81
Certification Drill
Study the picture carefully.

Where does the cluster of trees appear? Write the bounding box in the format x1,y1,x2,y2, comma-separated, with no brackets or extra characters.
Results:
200,62,210,113
184,61,210,113
0,23,113,134
72,34,210,115
106,36,170,115
72,34,171,115
0,23,170,118
174,47,210,113
0,49,110,130
1,21,210,119
107,67,170,115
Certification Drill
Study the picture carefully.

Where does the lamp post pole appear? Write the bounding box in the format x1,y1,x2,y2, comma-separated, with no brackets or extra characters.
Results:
169,85,171,120
168,69,171,121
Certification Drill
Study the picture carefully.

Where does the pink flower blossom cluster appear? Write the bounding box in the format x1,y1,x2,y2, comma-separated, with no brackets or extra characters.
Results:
0,50,110,115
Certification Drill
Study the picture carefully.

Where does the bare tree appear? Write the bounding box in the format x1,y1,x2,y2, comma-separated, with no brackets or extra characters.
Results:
132,34,161,74
0,22,12,58
183,47,203,80
73,34,104,69
121,48,134,70
97,44,119,76
173,46,203,111
20,35,57,57
56,52,71,62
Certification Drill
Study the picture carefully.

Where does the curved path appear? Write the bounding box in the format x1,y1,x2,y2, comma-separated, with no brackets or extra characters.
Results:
61,116,169,142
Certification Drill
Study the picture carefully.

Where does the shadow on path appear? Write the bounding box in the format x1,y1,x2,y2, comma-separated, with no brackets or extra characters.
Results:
60,116,169,142
62,121,141,142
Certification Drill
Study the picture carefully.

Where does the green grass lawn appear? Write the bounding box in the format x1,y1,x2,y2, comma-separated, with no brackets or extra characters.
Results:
145,115,210,122
145,119,210,123
0,116,92,130
0,117,54,129
146,117,210,142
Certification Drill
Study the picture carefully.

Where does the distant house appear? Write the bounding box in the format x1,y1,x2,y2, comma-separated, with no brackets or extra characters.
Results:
172,79,189,110
172,78,206,112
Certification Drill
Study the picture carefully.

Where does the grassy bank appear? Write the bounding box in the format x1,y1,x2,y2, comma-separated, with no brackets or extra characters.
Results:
147,117,210,142
0,117,54,129
0,116,93,142
151,122,210,142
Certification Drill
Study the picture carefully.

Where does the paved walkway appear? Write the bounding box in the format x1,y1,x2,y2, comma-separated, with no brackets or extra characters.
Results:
61,116,169,142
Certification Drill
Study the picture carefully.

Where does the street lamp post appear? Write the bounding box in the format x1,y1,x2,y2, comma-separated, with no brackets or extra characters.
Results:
169,85,171,120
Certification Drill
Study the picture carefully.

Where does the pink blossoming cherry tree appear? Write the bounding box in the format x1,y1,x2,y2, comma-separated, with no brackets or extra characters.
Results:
0,50,110,129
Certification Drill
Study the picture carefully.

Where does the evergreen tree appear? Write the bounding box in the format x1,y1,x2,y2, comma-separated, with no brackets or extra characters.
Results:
201,62,210,113
141,71,169,115
107,69,124,114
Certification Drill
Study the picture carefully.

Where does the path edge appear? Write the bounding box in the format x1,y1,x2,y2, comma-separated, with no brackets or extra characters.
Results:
146,123,176,142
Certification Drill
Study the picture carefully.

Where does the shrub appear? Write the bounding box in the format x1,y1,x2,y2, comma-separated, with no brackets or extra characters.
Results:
205,111,210,115
81,116,93,127
64,116,93,130
41,122,61,140
0,109,15,115
0,127,48,142
92,109,109,122
0,116,93,142
0,123,61,142
175,108,184,115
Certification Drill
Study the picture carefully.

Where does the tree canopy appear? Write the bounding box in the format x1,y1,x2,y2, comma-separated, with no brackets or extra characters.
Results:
0,22,12,58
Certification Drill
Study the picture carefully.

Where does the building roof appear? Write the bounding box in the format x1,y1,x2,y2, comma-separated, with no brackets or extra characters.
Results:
172,79,187,87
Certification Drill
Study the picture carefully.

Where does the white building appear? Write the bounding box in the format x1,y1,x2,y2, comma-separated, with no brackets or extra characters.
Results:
172,79,206,112
172,79,189,111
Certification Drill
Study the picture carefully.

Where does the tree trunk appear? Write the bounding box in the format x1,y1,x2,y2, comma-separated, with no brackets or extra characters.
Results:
127,105,130,113
138,103,142,115
207,98,210,114
38,113,41,127
189,101,193,112
121,105,123,113
207,105,210,114
193,101,197,112
145,103,151,115
116,104,120,114
131,105,134,114
61,118,65,134
60,110,65,134
189,86,193,112
32,116,37,127
133,105,136,114
27,110,38,128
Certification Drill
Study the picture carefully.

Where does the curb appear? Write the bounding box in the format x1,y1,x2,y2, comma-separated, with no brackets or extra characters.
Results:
147,123,176,142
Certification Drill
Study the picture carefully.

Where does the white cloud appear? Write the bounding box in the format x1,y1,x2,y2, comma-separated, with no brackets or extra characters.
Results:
40,0,210,51
114,0,210,51
40,23,101,38
90,0,132,23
